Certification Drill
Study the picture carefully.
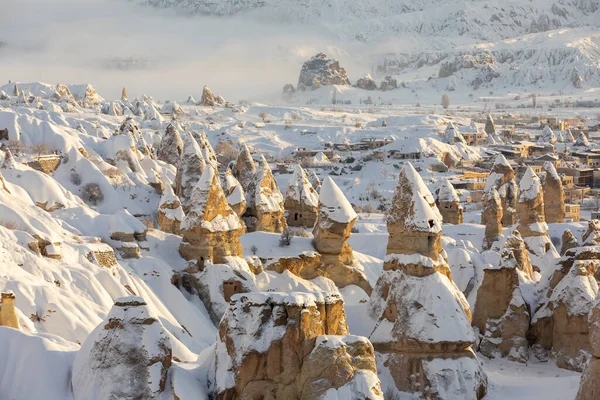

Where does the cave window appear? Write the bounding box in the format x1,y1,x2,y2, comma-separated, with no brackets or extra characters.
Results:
428,219,434,228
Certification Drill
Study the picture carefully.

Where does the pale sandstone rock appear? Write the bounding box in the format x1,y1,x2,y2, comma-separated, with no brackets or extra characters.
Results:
214,292,382,400
157,123,183,166
561,229,580,256
157,185,184,235
284,164,319,228
0,292,19,329
312,177,370,293
436,178,463,224
368,162,487,399
530,246,600,371
223,170,246,218
542,161,566,223
179,166,245,267
175,132,206,212
483,155,517,226
200,85,216,106
72,296,172,400
253,155,287,233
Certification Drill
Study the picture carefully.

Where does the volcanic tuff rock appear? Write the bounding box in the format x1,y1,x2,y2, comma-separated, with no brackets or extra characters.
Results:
368,162,487,399
436,178,463,224
483,154,517,226
284,164,319,228
214,292,383,399
157,123,183,166
72,297,172,400
312,177,370,293
175,132,206,212
297,53,351,90
576,296,600,400
157,184,184,235
542,161,565,223
530,245,600,371
482,188,503,251
179,166,245,267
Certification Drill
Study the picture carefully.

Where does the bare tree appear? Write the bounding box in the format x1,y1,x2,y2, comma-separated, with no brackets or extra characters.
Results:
215,140,237,166
258,112,269,122
441,94,450,109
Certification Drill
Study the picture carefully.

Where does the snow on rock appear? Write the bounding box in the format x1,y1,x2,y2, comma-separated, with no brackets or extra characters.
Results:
297,53,351,90
179,166,245,266
444,121,466,144
251,155,286,232
214,291,382,399
158,123,184,166
72,296,172,400
175,132,206,211
318,176,357,224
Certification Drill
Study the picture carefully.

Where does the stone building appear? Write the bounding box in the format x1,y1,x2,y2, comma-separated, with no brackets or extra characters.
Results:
542,161,566,223
483,154,517,226
436,178,463,224
179,166,245,267
367,162,487,399
284,164,319,228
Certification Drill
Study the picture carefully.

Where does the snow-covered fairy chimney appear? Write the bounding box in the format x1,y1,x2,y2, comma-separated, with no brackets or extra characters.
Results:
482,187,503,251
483,154,517,226
175,133,206,212
367,161,487,398
485,113,496,135
542,161,565,223
223,170,247,218
285,164,319,228
72,296,172,400
179,165,245,268
313,176,357,266
157,184,185,235
436,178,463,224
157,123,184,166
253,155,287,233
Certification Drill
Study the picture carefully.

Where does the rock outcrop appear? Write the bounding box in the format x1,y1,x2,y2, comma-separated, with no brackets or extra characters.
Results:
200,85,216,106
72,297,172,400
436,178,463,224
175,133,206,212
575,132,590,147
561,229,580,255
482,188,503,251
443,122,466,144
516,167,557,263
0,292,19,329
368,162,487,399
157,184,184,235
284,164,319,228
355,74,377,90
312,177,370,293
542,161,565,223
472,242,532,363
576,297,600,400
297,53,351,90
252,155,287,233
483,155,517,226
157,123,183,166
484,114,496,135
530,246,600,371
223,170,247,218
179,166,245,267
539,125,557,144
214,292,382,400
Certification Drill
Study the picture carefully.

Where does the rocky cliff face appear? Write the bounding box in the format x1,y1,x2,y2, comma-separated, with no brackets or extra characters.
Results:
214,292,383,399
72,297,172,400
297,53,351,90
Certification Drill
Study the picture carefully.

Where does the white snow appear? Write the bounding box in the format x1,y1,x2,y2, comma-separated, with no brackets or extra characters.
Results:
318,176,357,223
